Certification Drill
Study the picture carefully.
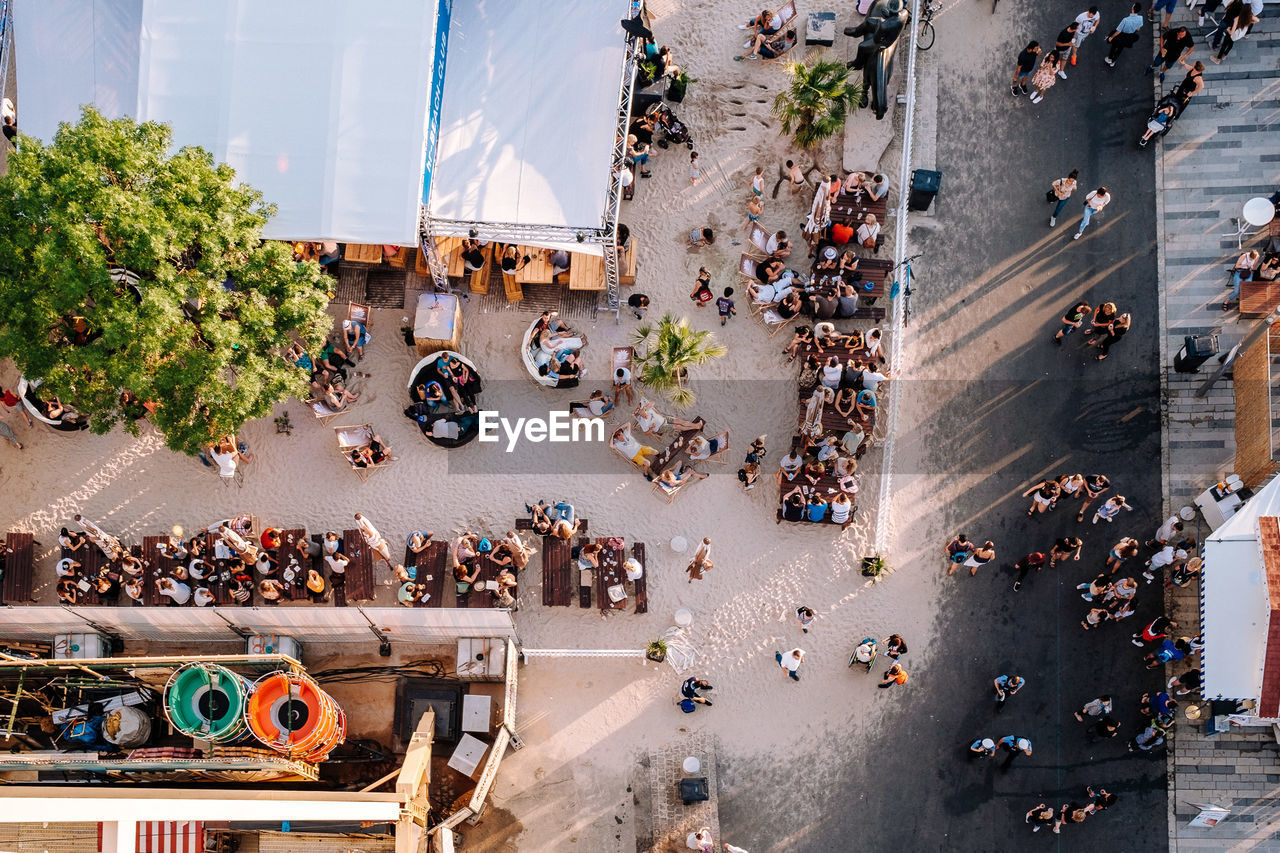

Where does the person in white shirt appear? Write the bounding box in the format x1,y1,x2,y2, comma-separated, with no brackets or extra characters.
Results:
862,369,889,392
193,586,215,607
326,551,350,577
1074,187,1111,239
765,230,791,259
1072,7,1101,61
158,577,191,606
1144,547,1187,582
776,648,806,681
58,528,85,553
856,214,881,249
354,512,394,569
830,493,853,524
613,367,633,405
56,558,80,577
820,356,843,389
1148,515,1183,548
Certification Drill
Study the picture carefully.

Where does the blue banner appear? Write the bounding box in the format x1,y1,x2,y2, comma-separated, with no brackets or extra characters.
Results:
421,0,453,207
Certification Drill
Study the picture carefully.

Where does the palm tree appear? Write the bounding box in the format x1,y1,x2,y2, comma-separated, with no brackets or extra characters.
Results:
772,60,864,149
632,313,727,408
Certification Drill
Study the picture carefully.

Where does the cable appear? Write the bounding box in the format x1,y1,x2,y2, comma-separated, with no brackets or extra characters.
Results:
309,659,449,684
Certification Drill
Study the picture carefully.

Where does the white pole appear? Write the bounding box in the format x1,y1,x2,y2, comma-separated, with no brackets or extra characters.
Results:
874,0,923,556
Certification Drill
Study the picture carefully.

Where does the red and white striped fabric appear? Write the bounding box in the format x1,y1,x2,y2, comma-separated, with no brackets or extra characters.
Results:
135,821,205,853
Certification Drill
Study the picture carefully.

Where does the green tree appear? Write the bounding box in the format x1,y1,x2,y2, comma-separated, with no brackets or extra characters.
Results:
772,60,864,148
0,107,333,455
632,313,727,408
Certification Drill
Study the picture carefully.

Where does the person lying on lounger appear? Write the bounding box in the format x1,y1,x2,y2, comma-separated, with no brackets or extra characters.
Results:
635,399,668,434
736,28,797,61
612,424,659,468
687,434,724,461
571,390,614,418
659,463,708,489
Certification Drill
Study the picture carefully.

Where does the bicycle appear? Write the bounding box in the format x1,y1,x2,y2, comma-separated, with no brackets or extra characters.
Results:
889,253,923,326
917,0,940,51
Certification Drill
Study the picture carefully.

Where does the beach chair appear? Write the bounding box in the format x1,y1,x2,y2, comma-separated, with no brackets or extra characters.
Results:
611,422,659,470
346,301,371,328
693,431,731,465
747,222,772,257
652,473,689,503
737,253,759,284
306,397,347,426
761,306,795,338
334,423,394,482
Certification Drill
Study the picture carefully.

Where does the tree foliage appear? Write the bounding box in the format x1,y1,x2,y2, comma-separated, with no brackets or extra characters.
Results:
0,107,333,455
772,60,864,148
631,313,727,408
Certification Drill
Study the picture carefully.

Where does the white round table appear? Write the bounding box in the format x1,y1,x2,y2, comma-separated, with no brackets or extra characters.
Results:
675,608,693,628
683,756,701,774
670,535,688,554
1244,197,1276,227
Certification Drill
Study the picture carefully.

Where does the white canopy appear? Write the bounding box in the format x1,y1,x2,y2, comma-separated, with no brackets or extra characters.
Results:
1201,477,1280,705
426,0,627,233
14,0,440,244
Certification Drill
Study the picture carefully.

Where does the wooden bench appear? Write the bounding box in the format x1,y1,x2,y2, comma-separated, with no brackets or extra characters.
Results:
577,538,593,608
312,533,346,607
777,480,858,528
469,244,493,294
594,538,628,614
568,253,606,291
345,243,383,264
2,532,35,604
204,532,236,606
342,529,375,602
541,535,572,607
516,517,588,533
619,240,638,285
631,543,648,614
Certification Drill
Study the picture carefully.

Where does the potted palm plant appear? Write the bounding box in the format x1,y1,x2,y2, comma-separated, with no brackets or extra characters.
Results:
646,639,668,663
667,70,692,103
860,554,890,580
632,313,727,408
772,60,865,148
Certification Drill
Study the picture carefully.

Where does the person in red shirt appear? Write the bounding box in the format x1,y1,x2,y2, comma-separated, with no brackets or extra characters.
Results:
0,388,31,427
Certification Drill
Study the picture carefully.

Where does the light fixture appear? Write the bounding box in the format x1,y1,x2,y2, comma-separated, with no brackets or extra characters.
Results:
576,232,585,243
468,228,478,238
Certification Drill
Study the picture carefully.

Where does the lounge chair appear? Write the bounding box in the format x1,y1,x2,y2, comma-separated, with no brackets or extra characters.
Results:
306,397,350,426
335,423,395,482
761,306,795,338
347,301,371,328
691,430,731,465
737,253,759,284
747,223,772,257
611,422,659,470
652,467,697,502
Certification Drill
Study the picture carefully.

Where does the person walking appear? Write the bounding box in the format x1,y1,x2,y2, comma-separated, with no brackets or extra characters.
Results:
969,737,997,759
1092,312,1131,361
1072,7,1102,64
878,662,909,689
1104,4,1145,67
1150,0,1178,29
0,387,31,427
963,541,996,577
1146,25,1195,82
1074,694,1113,722
1077,572,1112,602
1059,802,1096,830
1022,479,1062,515
945,533,975,574
1092,494,1133,523
1106,537,1141,573
994,674,1026,710
1212,3,1256,64
1087,786,1117,811
884,634,909,659
1028,51,1062,104
1053,23,1079,78
1073,187,1111,240
1049,535,1083,567
998,735,1032,769
1089,714,1122,740
1075,473,1111,521
1025,803,1058,833
775,648,805,681
1047,170,1079,228
795,606,815,633
1011,41,1041,96
1012,551,1046,591
1147,515,1184,549
1053,298,1091,341
1169,667,1202,695
1144,545,1187,583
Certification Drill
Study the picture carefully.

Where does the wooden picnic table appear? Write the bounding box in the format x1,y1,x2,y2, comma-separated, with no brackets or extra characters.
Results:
141,536,173,607
2,531,34,604
645,426,701,481
540,535,572,607
594,538,629,614
274,528,310,601
568,252,606,290
798,393,874,446
345,243,383,264
470,555,502,608
342,529,375,602
409,540,447,607
204,533,237,605
830,192,888,227
515,247,555,285
777,478,857,527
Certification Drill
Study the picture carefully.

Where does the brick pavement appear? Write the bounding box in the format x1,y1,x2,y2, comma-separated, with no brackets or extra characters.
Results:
1156,9,1280,850
646,732,720,852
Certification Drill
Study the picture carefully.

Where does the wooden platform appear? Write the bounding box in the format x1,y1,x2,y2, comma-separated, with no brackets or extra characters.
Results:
569,253,606,291
1239,280,1280,317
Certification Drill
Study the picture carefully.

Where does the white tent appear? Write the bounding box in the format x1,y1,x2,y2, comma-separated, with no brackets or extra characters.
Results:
1201,476,1280,706
14,0,441,244
424,0,629,256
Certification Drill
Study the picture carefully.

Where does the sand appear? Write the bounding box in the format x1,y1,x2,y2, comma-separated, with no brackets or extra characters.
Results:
0,4,951,852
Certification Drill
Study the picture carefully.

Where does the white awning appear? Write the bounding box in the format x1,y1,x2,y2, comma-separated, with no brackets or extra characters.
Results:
15,0,440,244
426,0,627,231
1202,477,1280,703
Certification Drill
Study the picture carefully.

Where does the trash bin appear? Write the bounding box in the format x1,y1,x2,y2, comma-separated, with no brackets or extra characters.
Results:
1173,334,1219,373
908,169,942,212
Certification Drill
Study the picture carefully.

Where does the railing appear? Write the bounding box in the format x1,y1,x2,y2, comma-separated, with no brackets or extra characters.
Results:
521,647,647,660
0,1,12,116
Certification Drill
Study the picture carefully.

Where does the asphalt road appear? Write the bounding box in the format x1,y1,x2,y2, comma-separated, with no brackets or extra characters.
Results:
721,2,1169,850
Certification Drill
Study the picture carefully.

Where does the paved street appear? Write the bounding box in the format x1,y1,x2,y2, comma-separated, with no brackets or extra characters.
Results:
720,3,1169,849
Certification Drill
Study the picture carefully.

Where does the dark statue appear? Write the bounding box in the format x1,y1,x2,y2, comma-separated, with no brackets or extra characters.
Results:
845,0,910,121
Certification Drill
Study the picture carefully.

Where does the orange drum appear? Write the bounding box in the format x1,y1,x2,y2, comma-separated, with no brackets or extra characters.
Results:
245,672,344,761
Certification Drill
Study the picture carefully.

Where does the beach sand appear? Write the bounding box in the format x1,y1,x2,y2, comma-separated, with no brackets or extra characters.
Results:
0,5,942,852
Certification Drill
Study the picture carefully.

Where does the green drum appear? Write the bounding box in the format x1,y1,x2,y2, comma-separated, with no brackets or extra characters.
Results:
164,663,251,743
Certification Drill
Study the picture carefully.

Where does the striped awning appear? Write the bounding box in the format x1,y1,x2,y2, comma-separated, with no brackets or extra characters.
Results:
99,821,204,853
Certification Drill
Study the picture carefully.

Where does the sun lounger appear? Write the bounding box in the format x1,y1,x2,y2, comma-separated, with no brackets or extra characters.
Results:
747,222,772,257
653,475,690,502
761,307,795,337
335,423,394,482
631,542,648,614
2,531,34,604
737,253,759,283
347,301,371,327
692,430,731,465
341,529,375,602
